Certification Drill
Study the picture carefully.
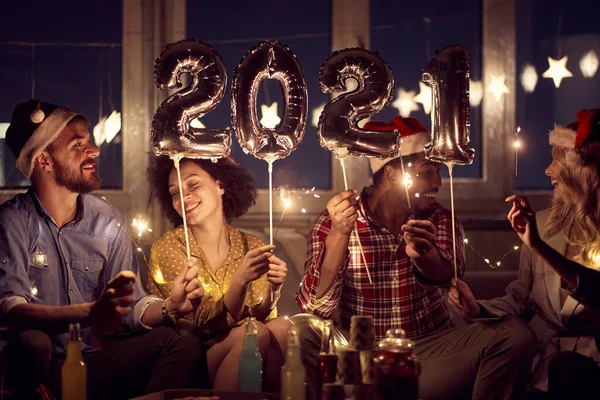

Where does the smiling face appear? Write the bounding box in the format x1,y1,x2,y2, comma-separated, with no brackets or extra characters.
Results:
168,160,225,226
545,146,567,201
404,153,442,213
46,118,101,193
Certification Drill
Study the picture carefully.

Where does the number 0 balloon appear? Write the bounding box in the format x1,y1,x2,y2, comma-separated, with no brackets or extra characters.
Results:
151,39,231,159
231,40,308,161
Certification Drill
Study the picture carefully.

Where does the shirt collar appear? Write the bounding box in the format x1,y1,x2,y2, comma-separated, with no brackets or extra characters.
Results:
173,224,244,262
28,189,85,226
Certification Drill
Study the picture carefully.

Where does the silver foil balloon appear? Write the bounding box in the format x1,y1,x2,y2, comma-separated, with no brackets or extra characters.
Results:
317,48,398,159
151,39,231,159
231,41,308,161
422,44,475,165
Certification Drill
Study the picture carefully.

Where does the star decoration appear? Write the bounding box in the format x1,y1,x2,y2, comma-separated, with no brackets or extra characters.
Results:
542,56,572,88
469,80,483,107
520,64,538,93
392,88,419,117
413,82,432,114
487,73,510,102
312,103,326,127
260,102,281,129
579,50,598,78
190,118,206,129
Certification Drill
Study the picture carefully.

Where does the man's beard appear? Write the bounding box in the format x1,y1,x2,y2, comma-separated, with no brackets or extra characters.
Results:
53,157,101,194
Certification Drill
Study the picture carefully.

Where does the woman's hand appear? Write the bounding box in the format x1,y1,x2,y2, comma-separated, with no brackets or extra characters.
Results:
448,278,481,318
169,259,205,315
505,195,541,249
267,255,287,291
232,244,274,287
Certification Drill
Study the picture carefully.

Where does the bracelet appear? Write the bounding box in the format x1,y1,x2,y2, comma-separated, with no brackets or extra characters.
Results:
162,297,179,326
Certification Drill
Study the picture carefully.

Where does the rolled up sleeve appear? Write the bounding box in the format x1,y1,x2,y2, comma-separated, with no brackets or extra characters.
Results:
0,210,34,318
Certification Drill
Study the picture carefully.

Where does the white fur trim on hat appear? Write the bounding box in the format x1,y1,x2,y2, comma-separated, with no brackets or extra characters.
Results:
16,107,79,179
369,130,430,174
549,124,576,148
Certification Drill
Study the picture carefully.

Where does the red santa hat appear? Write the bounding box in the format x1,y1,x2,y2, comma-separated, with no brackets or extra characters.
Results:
549,108,600,165
364,116,430,174
5,99,85,179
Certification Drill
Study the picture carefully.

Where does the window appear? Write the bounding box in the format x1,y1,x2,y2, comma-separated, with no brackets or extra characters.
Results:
371,0,483,179
516,0,600,190
0,0,123,188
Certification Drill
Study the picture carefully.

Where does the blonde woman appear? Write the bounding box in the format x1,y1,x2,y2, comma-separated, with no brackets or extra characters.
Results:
146,156,292,392
449,109,600,399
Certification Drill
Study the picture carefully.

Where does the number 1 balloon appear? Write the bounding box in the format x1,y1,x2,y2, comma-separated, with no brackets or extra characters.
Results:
151,39,231,159
422,44,474,165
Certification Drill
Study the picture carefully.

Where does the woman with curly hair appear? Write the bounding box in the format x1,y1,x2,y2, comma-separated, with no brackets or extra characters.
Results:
146,155,292,391
449,109,600,399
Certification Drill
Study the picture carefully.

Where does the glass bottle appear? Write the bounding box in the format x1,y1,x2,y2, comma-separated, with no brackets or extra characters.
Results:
281,325,306,400
239,316,263,392
373,329,421,400
318,319,338,399
62,323,87,400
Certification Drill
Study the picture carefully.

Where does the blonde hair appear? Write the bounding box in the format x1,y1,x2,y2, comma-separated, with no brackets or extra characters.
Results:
545,145,600,268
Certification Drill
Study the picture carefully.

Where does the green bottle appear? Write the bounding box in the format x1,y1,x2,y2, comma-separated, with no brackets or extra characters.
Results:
239,316,262,392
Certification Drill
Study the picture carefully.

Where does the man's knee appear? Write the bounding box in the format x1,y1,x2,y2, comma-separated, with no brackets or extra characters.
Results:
8,330,53,368
492,316,537,359
156,326,206,356
290,313,324,351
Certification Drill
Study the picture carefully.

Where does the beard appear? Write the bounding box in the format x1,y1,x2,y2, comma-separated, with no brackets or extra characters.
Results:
52,156,101,194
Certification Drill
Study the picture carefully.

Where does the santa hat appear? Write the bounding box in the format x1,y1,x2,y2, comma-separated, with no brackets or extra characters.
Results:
365,116,430,174
5,99,85,179
549,109,600,165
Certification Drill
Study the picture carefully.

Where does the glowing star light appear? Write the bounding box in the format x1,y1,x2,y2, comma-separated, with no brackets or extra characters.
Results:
487,73,510,102
579,50,599,78
469,80,483,107
520,64,538,93
312,103,326,127
542,56,573,88
260,102,281,129
414,82,432,115
392,88,419,118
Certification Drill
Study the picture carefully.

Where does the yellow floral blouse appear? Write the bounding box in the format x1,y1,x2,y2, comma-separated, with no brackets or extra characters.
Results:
148,225,277,338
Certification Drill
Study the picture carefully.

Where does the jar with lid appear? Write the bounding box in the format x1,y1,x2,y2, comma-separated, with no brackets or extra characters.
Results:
373,329,421,400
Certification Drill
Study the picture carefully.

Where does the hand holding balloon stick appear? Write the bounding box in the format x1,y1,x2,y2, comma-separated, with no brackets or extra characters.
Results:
317,48,398,285
422,44,474,281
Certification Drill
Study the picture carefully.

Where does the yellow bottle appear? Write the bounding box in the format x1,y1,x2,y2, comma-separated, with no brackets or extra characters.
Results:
62,323,87,400
281,325,306,400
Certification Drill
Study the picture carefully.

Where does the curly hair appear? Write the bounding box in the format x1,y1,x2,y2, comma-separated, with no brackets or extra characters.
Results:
545,145,600,268
147,156,257,226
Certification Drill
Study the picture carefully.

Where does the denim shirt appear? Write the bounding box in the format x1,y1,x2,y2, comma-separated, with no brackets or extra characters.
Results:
0,190,160,355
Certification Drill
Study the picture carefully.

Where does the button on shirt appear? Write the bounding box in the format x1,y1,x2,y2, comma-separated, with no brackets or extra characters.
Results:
296,191,466,341
0,190,160,355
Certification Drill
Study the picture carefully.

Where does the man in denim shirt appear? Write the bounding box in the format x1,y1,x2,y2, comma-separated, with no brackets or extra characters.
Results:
0,99,209,399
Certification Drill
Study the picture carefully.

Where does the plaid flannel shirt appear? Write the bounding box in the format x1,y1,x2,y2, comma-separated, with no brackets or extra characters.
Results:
296,193,465,341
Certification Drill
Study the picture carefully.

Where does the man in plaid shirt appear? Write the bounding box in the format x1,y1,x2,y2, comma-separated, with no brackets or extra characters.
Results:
294,116,537,400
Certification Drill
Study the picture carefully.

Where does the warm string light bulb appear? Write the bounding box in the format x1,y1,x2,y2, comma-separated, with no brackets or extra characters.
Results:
463,237,520,269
